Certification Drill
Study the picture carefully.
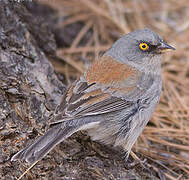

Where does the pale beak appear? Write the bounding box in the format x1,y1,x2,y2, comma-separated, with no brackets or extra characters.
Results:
158,41,176,52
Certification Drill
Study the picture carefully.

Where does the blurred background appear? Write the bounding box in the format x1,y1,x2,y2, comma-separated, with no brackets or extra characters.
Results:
24,0,189,178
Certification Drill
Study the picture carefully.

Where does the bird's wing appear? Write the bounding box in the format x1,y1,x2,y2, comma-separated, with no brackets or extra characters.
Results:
51,55,148,124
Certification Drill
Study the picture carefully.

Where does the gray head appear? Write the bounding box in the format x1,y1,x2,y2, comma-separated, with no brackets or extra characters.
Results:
105,28,175,74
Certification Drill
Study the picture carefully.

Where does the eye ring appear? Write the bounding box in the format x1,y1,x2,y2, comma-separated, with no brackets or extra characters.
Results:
139,42,149,51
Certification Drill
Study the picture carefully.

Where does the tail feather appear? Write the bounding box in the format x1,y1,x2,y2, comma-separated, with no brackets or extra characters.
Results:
11,123,79,164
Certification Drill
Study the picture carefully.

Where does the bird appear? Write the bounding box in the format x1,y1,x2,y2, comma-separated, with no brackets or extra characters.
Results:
11,28,175,164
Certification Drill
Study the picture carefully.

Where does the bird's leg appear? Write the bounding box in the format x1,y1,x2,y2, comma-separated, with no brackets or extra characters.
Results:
124,150,147,169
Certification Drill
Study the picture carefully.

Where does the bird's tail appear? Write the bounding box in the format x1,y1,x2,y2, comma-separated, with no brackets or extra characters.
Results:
11,122,86,164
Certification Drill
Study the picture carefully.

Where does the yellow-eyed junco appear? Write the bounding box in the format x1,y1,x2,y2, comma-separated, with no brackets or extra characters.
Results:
11,28,175,164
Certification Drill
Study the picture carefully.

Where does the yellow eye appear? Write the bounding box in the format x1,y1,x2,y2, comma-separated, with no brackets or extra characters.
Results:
139,43,149,51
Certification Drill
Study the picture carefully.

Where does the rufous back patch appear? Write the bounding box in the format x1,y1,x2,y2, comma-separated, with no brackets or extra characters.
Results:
86,56,138,85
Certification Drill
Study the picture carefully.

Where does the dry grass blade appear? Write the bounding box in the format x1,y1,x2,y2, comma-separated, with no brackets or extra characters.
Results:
62,45,111,54
17,160,39,180
56,51,85,73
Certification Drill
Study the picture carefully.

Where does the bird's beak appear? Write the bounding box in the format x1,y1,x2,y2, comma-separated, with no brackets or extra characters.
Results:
158,41,176,52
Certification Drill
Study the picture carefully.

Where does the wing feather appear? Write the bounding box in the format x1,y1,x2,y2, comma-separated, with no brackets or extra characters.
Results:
51,80,133,125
